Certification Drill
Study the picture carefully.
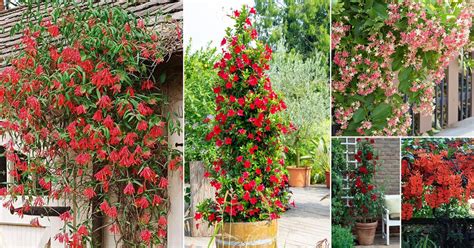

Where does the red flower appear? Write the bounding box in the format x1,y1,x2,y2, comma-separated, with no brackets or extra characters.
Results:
123,182,135,195
371,194,378,201
402,203,413,220
366,152,373,160
139,167,156,181
194,212,202,220
75,153,91,165
359,166,368,174
137,19,145,29
124,132,138,146
92,69,117,89
247,76,258,86
136,197,149,209
138,102,153,116
77,225,88,236
83,187,96,199
61,47,81,63
137,120,148,131
140,229,152,243
48,25,60,37
153,195,163,206
92,110,103,122
244,160,251,168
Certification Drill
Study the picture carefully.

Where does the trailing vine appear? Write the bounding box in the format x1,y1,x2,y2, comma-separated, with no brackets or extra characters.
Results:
0,1,182,247
332,1,472,136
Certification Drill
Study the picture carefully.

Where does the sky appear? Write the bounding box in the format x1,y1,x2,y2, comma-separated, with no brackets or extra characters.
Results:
184,0,255,52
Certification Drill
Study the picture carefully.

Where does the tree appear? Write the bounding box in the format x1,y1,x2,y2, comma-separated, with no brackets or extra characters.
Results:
254,0,329,59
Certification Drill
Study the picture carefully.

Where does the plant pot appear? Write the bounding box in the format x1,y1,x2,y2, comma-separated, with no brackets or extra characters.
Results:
215,220,277,248
325,171,330,188
287,166,311,187
355,221,378,245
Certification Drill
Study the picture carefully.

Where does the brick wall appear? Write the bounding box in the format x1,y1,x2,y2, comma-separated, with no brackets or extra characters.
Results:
373,138,400,195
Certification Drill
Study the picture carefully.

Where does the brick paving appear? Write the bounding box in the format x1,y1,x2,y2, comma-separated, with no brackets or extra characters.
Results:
185,185,330,248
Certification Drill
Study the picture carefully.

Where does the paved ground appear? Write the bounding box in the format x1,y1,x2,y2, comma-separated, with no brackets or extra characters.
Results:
436,117,474,136
185,185,331,248
355,234,400,248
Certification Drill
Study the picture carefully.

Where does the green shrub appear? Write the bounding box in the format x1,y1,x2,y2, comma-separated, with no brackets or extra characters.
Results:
332,225,354,248
184,44,219,183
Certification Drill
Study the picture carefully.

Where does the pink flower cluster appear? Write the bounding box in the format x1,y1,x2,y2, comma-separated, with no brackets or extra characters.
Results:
332,1,473,135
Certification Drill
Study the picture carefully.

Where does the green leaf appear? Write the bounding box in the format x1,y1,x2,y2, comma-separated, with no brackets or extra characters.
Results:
352,108,366,123
398,66,413,93
370,103,391,122
159,73,167,83
372,2,388,20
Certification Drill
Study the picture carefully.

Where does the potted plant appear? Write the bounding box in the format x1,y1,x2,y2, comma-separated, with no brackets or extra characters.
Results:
194,6,291,248
351,139,384,245
310,137,330,188
286,130,313,187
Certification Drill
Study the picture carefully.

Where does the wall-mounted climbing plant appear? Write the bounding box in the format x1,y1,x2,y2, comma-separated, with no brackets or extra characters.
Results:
0,1,181,247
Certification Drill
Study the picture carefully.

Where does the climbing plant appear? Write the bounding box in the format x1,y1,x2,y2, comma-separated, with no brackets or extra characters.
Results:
0,1,181,247
195,6,291,224
332,1,472,136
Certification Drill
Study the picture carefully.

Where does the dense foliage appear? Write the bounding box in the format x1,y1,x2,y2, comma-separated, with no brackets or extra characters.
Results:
0,2,181,247
332,1,472,135
184,45,219,176
195,6,291,224
270,43,329,178
332,225,354,248
402,138,474,220
331,138,352,226
254,0,329,59
349,139,384,223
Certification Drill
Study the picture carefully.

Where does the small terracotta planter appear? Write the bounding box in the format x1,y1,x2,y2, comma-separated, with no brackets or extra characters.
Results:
287,166,311,187
355,221,378,245
325,171,330,188
215,220,277,248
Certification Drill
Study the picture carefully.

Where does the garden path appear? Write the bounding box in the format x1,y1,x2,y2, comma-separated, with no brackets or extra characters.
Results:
185,185,330,248
435,117,474,137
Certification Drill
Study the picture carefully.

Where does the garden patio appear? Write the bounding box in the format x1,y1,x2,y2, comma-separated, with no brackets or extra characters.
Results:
185,185,330,248
354,235,399,248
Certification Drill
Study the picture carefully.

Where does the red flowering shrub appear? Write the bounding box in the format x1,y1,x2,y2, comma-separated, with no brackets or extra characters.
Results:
0,2,181,247
332,1,472,135
349,139,384,223
195,6,291,224
402,139,474,220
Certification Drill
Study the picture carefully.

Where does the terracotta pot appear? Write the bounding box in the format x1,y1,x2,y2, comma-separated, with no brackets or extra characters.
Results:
355,221,378,245
215,220,277,248
287,166,311,187
325,171,330,188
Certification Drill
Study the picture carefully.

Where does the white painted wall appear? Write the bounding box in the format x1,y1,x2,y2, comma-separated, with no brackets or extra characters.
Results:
0,198,64,248
167,78,184,248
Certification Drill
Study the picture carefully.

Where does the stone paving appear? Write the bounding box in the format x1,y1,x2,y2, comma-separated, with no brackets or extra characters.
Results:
185,185,331,248
436,117,474,137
